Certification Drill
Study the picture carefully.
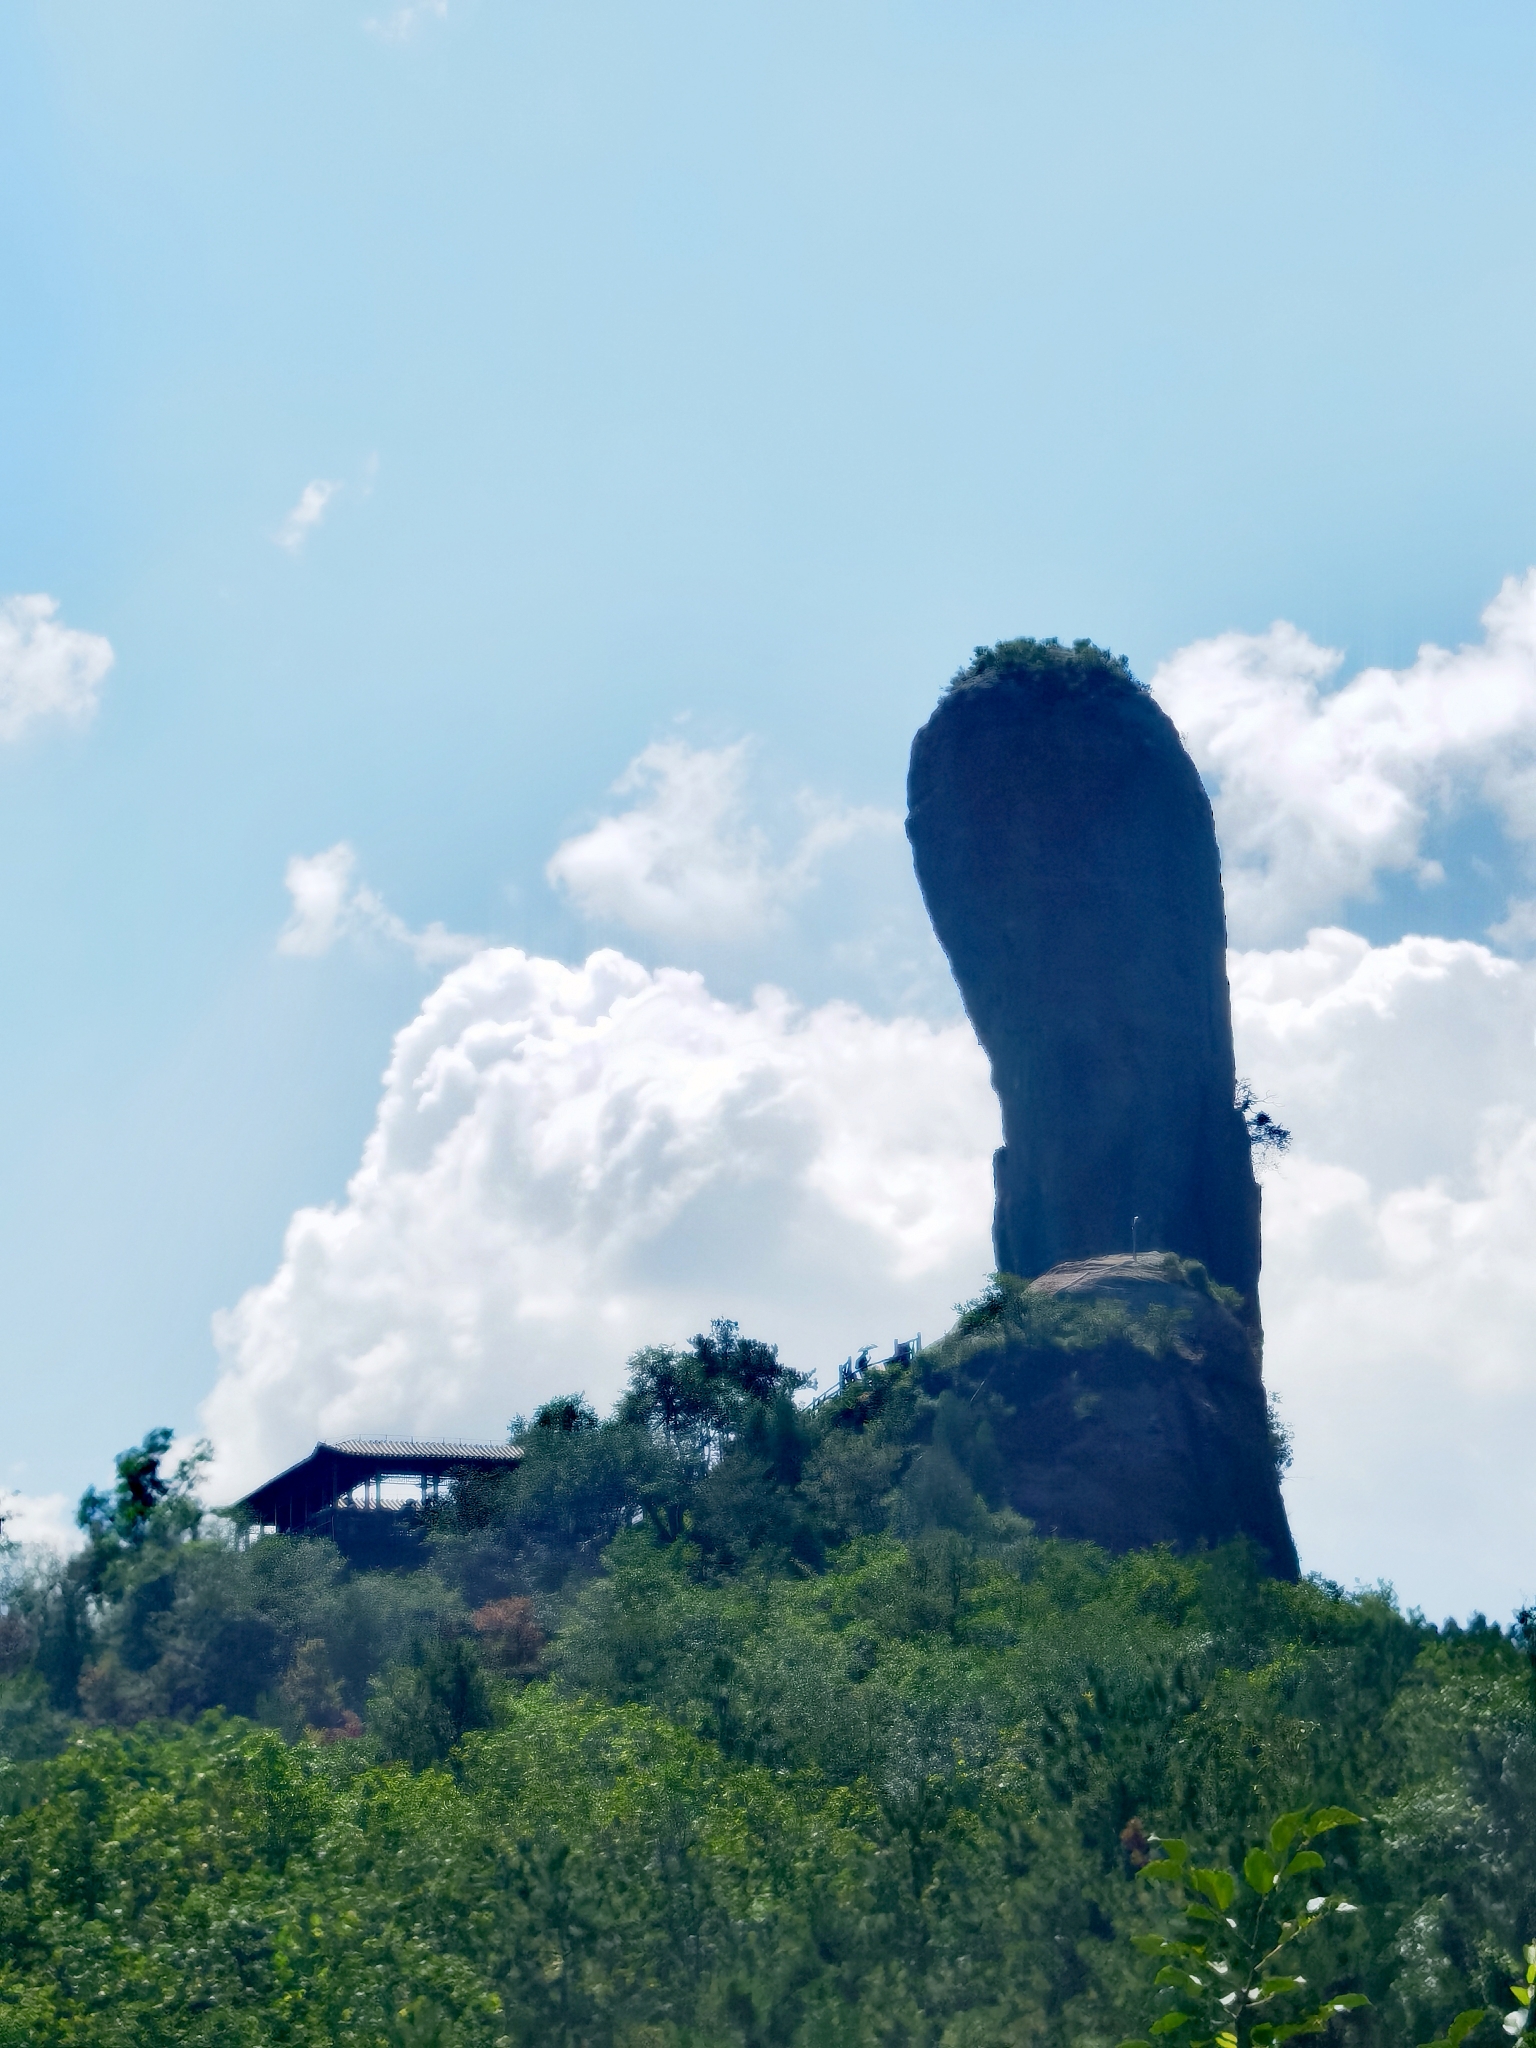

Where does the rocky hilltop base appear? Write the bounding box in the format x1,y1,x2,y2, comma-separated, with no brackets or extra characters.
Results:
989,1253,1296,1575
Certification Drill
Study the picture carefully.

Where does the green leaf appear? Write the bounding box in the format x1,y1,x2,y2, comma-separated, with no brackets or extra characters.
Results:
1304,1807,1364,1836
1441,2009,1491,2048
1184,1904,1231,1926
1283,1851,1325,1878
1144,1859,1189,1886
1269,1810,1310,1858
1151,2015,1195,2035
1156,1966,1207,1992
1245,1848,1277,1895
1328,1995,1370,2011
1115,2039,1154,2048
1260,1979,1304,1998
1192,1867,1236,1912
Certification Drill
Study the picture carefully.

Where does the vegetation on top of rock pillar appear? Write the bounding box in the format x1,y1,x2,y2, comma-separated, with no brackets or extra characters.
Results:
946,634,1148,700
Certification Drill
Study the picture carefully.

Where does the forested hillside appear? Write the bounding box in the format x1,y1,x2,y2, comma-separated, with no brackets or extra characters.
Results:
0,1284,1532,2045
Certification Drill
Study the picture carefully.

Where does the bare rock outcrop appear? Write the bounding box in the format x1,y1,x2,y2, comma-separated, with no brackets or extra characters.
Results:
985,1255,1297,1573
905,638,1296,1570
906,637,1261,1307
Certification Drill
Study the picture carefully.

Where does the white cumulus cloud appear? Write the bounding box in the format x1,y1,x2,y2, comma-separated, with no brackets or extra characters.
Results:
202,945,998,1503
1,1489,84,1556
1153,569,1536,943
546,740,897,944
0,594,114,742
1231,927,1536,1619
209,918,1536,1620
278,842,482,967
275,479,341,552
1486,896,1536,954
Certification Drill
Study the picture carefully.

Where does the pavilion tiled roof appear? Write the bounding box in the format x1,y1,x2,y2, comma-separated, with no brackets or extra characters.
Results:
234,1437,523,1531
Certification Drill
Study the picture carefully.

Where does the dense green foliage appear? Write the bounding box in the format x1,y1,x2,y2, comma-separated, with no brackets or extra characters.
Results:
947,635,1146,701
0,1298,1531,2043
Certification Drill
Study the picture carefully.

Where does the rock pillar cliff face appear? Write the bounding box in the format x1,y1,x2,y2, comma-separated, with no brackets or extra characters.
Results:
907,638,1262,1307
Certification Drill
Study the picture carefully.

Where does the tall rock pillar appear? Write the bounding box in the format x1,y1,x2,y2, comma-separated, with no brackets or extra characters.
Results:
906,638,1262,1309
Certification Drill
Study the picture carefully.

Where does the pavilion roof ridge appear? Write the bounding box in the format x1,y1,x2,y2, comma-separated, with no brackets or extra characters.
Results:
319,1437,522,1458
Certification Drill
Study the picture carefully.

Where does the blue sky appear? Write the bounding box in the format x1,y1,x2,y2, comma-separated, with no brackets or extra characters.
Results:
4,1,1536,1615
